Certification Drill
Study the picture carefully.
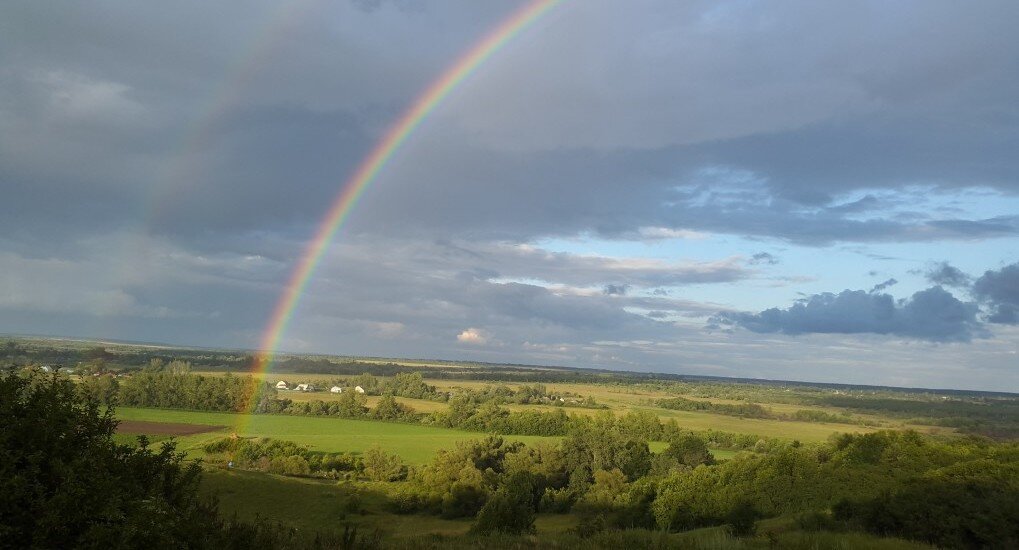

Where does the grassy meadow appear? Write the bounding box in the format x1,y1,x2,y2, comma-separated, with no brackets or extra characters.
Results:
117,406,554,464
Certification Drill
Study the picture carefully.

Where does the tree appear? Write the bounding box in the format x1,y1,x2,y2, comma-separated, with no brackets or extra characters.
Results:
166,359,192,375
441,482,488,519
725,501,760,537
579,469,628,510
351,372,380,394
362,446,407,482
664,433,715,468
371,393,415,421
0,369,219,547
78,374,119,406
336,388,368,417
471,471,536,535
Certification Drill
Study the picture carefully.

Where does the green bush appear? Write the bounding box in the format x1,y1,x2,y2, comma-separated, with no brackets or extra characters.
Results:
471,472,536,535
441,482,488,519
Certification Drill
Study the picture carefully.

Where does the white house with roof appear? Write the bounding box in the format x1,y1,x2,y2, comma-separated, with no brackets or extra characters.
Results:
330,386,343,393
295,383,315,392
354,385,365,394
275,380,289,390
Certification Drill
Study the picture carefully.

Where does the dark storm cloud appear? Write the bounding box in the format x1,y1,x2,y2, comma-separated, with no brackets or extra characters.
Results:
0,0,512,248
603,284,629,296
973,262,1019,324
3,0,1018,250
350,136,1019,246
925,262,971,288
713,286,982,342
144,105,373,240
749,252,778,265
0,0,1014,251
870,278,898,293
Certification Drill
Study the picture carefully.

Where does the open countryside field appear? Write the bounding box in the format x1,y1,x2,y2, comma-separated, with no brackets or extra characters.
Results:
196,371,950,443
116,407,556,464
11,340,1014,547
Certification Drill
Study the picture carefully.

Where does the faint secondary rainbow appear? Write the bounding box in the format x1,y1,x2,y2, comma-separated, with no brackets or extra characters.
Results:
238,0,564,420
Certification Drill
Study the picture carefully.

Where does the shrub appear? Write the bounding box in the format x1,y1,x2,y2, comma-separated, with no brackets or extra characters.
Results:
441,482,488,519
725,501,760,537
539,487,575,513
362,446,407,482
471,472,536,535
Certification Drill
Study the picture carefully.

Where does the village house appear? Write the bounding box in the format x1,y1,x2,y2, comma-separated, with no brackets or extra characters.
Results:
330,386,343,393
354,385,366,394
275,380,288,390
295,383,316,392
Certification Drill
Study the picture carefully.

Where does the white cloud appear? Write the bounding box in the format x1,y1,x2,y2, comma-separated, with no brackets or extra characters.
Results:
456,327,487,344
37,70,144,122
637,227,711,240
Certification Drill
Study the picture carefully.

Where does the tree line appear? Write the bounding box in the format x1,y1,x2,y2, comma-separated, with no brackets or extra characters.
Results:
656,396,875,427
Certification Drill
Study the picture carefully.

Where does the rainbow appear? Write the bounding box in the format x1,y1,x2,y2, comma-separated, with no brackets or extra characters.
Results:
239,0,563,423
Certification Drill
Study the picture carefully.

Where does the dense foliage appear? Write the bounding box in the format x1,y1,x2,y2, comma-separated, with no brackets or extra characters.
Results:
833,459,1019,548
350,418,1018,546
203,437,367,479
0,369,387,548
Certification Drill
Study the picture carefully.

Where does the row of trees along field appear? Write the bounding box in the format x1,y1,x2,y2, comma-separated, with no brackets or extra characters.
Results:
656,396,878,426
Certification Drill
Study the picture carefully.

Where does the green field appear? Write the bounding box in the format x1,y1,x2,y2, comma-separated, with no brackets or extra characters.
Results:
118,407,746,463
117,407,554,464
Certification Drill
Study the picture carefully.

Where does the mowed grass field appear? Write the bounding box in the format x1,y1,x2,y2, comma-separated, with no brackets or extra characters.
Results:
116,407,743,463
116,407,555,464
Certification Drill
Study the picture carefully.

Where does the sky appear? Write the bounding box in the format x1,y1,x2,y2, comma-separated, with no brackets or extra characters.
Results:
2,0,1018,391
